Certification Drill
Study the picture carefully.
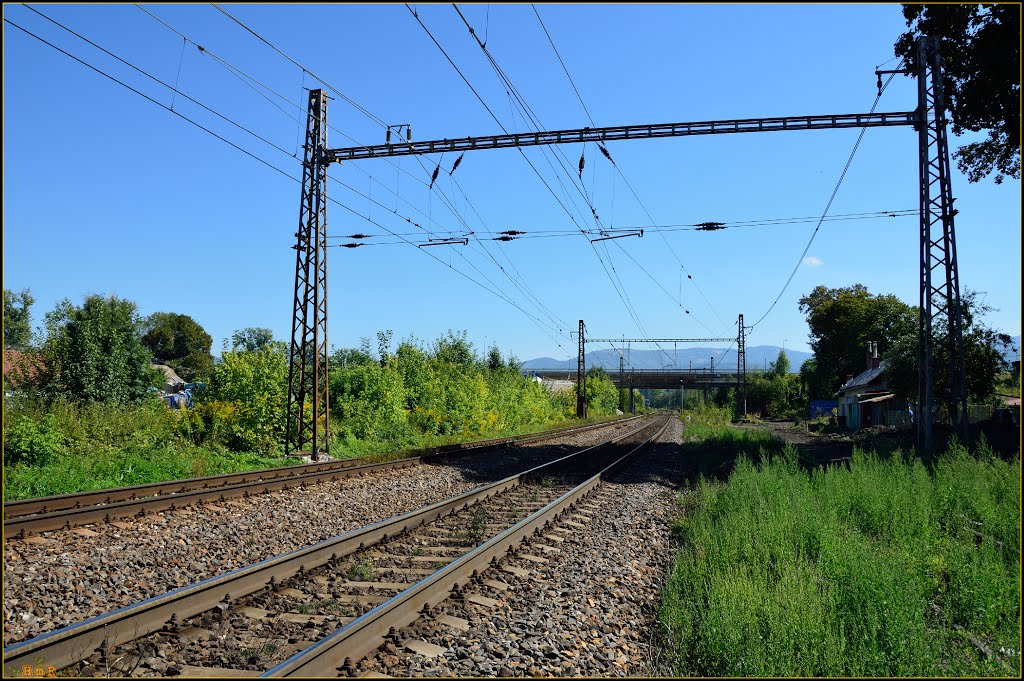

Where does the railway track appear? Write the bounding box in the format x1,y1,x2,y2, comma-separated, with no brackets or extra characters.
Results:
2,416,667,677
3,416,639,538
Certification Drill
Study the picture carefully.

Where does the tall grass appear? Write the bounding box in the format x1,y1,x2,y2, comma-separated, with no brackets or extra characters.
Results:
659,437,1021,677
2,393,625,500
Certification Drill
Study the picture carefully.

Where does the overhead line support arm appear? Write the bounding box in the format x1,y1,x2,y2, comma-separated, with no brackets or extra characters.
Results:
324,111,917,162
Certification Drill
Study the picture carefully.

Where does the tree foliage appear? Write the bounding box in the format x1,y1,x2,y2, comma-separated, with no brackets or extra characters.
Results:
798,284,916,399
895,4,1020,184
231,327,278,353
4,288,35,349
37,294,157,405
141,312,214,382
582,367,620,416
770,349,791,377
199,341,289,453
884,290,1016,406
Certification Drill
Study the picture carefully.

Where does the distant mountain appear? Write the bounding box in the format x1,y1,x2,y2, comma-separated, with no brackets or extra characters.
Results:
521,346,812,373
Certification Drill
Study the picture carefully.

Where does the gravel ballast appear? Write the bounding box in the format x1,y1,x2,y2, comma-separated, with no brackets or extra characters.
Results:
358,416,686,677
2,419,642,646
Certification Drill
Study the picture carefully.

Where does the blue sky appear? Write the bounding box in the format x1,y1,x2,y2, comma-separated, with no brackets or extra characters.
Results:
4,3,1020,364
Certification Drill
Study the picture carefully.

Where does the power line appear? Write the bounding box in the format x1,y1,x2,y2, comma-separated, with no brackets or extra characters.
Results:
409,4,652,343
529,4,731,335
23,4,299,160
5,14,571,351
749,60,906,330
131,5,569,341
324,208,919,241
445,5,657,347
210,3,389,129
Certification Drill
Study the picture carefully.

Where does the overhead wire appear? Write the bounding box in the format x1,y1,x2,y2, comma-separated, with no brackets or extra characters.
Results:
408,4,648,344
133,4,572,345
748,59,906,330
210,3,390,129
5,13,571,351
531,3,732,335
443,4,657,349
322,208,919,241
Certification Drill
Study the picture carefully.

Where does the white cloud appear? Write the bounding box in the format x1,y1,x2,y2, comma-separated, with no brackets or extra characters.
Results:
803,256,824,267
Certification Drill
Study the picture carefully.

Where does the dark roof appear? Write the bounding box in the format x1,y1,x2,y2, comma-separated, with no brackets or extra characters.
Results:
834,361,888,396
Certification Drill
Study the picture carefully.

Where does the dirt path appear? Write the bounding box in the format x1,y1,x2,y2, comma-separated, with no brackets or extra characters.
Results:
733,419,855,464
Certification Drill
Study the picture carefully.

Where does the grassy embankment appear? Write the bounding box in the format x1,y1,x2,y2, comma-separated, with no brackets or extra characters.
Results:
659,408,1021,677
1,399,625,501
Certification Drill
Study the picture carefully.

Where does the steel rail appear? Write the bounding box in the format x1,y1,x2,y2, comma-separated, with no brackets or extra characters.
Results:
264,417,669,676
1,417,656,675
3,417,639,537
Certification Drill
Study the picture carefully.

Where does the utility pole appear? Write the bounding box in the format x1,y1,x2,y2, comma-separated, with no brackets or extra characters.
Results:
736,314,746,420
577,320,587,419
619,355,625,412
629,370,635,414
913,36,968,454
285,89,330,460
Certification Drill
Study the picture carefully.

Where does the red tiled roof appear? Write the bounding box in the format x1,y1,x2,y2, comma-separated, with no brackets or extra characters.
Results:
3,348,43,387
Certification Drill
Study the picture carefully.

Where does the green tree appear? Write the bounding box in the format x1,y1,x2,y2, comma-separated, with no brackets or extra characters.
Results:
894,4,1020,184
769,349,791,377
432,329,476,367
798,284,916,398
4,288,35,349
231,327,279,353
141,312,214,382
583,367,620,416
487,344,503,371
202,343,289,452
376,329,394,367
332,345,375,369
884,290,1016,407
38,294,157,404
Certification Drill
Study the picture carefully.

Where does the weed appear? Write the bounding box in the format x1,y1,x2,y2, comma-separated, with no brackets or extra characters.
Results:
658,435,1021,678
344,557,375,581
455,506,489,545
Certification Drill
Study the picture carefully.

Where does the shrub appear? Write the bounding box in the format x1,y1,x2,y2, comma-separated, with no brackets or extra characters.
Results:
3,414,65,466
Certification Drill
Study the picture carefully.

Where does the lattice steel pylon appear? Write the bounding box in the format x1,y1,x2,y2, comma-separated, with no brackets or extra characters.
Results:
735,314,746,419
577,320,587,418
629,370,635,414
915,36,968,455
285,89,330,460
619,355,625,412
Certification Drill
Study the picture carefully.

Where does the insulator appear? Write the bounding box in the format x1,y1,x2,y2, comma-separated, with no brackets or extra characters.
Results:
430,163,440,188
578,151,585,176
598,143,612,162
348,234,370,239
407,126,412,142
386,128,392,144
494,236,515,242
342,243,362,248
688,275,692,279
449,152,465,175
500,230,526,236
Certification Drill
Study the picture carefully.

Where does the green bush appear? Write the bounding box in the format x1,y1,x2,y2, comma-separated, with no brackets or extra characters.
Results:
3,414,65,466
200,344,288,453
